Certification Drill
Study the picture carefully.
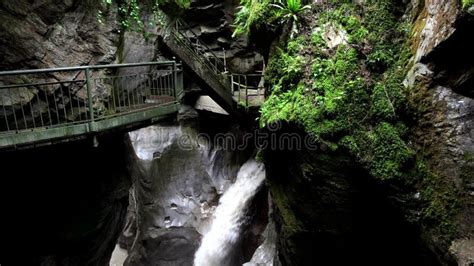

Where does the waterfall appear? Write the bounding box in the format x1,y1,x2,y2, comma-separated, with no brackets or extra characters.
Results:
194,159,266,266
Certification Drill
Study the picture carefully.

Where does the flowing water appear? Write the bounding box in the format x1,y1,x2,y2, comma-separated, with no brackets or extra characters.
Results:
194,159,266,266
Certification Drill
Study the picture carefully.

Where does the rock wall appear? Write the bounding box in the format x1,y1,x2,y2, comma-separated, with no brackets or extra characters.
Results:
167,0,264,104
257,0,473,265
0,0,158,131
0,0,263,129
407,0,474,263
0,2,157,265
181,0,264,74
262,126,439,266
0,1,269,265
0,0,119,71
120,107,267,265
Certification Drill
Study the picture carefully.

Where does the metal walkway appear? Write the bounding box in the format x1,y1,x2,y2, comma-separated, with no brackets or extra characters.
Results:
161,19,265,115
0,61,183,149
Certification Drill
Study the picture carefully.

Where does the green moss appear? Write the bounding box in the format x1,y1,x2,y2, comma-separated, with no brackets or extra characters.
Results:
264,46,305,91
232,0,279,37
287,36,307,54
317,3,369,46
255,149,264,162
261,0,413,180
260,0,460,244
98,0,190,35
268,179,304,234
310,29,326,48
362,123,413,180
464,151,474,162
462,0,474,10
416,161,459,245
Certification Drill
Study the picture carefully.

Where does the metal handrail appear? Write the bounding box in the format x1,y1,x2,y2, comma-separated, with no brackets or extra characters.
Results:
229,73,265,107
176,20,224,68
165,19,266,108
0,61,183,137
0,61,176,76
169,19,227,75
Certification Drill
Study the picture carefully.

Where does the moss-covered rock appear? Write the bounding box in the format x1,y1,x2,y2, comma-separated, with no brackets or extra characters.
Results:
238,0,471,263
263,126,439,265
260,0,415,184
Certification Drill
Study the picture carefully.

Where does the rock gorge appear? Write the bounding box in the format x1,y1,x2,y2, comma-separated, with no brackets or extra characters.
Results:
0,0,473,265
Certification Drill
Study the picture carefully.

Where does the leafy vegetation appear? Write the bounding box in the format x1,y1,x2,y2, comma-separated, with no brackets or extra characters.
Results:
98,0,190,34
271,0,310,36
232,0,310,37
462,0,474,10
232,0,276,37
257,0,459,243
262,0,411,179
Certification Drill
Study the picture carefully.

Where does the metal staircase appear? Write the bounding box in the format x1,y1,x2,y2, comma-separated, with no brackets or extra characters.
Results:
161,19,264,116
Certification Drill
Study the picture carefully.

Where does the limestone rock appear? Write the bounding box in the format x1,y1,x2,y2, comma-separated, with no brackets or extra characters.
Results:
450,238,474,266
322,23,348,49
123,120,253,265
180,0,264,74
408,0,474,262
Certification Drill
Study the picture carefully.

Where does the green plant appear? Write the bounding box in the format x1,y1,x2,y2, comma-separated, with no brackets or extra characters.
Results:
98,0,190,35
232,0,276,37
416,161,459,244
261,0,414,174
238,100,248,108
255,149,264,162
265,47,305,89
272,0,311,36
366,48,394,72
462,0,474,9
260,0,461,246
272,0,310,21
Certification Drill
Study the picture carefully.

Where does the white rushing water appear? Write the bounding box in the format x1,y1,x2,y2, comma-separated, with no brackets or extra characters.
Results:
194,159,266,266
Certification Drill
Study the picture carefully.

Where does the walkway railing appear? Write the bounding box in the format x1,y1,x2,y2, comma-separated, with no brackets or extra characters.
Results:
167,19,265,109
0,61,183,148
229,73,265,107
170,19,227,76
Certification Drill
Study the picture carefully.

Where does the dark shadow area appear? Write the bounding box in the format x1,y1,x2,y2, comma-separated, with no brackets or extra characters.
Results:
0,133,131,266
423,14,474,97
264,125,440,266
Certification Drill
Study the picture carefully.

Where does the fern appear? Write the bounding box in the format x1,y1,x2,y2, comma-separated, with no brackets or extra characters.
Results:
232,0,273,37
271,0,310,36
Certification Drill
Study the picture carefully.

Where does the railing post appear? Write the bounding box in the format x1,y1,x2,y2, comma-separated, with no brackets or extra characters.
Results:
85,68,95,131
223,48,227,73
245,75,249,107
238,75,241,102
177,61,184,101
172,57,178,99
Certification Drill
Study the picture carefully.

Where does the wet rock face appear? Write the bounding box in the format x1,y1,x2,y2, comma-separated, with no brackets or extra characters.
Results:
0,0,161,129
0,0,119,70
408,0,474,263
411,0,474,97
0,134,131,266
264,135,439,266
182,0,264,74
423,15,474,97
0,0,119,130
122,110,257,265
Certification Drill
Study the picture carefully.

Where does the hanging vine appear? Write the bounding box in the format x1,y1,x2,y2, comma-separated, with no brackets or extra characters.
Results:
97,0,190,35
